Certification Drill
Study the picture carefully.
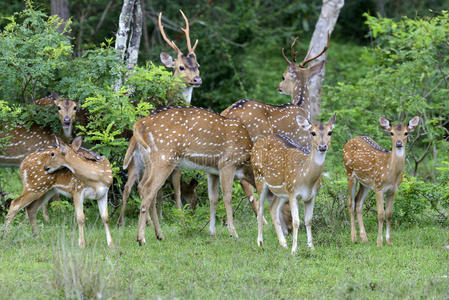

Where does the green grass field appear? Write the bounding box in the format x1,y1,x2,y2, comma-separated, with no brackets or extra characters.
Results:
0,208,448,299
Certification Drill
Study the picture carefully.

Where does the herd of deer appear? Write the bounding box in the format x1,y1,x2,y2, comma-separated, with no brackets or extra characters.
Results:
1,11,420,253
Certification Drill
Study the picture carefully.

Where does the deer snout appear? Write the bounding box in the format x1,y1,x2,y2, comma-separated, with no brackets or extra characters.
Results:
192,76,202,86
63,116,71,127
318,144,328,152
395,141,403,148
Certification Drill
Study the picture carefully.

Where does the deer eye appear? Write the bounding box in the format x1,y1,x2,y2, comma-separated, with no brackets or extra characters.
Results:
57,106,61,111
404,132,408,136
282,75,285,80
328,131,333,136
51,152,55,157
73,106,77,111
390,132,394,136
311,132,316,136
179,65,185,71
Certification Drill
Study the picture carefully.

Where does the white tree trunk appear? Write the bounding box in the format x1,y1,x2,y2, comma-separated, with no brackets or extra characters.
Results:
308,0,344,120
114,0,143,91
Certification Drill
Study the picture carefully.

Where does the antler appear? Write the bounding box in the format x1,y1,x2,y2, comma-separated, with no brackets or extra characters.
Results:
158,12,181,54
300,32,330,68
290,37,298,62
281,37,299,64
180,10,198,54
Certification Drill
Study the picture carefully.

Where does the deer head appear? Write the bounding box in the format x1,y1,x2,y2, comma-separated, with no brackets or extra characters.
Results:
379,116,420,156
278,35,329,105
50,91,78,139
158,10,201,88
296,112,336,155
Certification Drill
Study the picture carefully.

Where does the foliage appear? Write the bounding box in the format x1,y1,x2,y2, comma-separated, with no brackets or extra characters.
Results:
323,11,449,177
0,5,71,103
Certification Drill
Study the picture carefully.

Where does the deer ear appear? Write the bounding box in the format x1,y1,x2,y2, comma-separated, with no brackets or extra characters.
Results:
379,116,391,131
408,116,420,131
308,60,325,77
71,136,83,152
296,115,311,131
160,52,175,68
328,112,337,128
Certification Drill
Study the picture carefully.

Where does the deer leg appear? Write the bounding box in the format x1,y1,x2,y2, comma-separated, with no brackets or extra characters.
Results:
207,174,219,236
270,196,287,248
304,197,315,250
375,190,385,247
347,176,357,243
355,184,370,243
385,191,395,246
72,193,86,249
5,191,44,230
156,189,163,221
118,164,138,226
98,192,113,247
220,166,238,239
256,182,268,247
290,195,300,254
240,179,267,225
26,192,54,236
137,163,174,245
171,169,182,209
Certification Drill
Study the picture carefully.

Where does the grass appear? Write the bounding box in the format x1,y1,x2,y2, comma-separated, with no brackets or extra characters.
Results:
0,208,448,299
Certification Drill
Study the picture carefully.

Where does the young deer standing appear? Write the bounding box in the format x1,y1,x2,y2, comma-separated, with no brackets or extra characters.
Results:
118,10,202,226
131,107,255,245
4,137,113,248
343,116,420,247
252,113,336,253
221,37,329,230
0,93,80,220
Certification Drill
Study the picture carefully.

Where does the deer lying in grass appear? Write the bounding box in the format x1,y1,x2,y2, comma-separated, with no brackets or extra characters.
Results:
343,116,419,247
221,36,329,230
131,107,255,244
119,10,202,226
4,137,113,248
252,113,336,253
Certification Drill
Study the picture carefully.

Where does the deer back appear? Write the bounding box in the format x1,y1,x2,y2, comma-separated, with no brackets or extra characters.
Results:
221,100,309,147
134,107,253,169
0,125,55,167
343,136,394,190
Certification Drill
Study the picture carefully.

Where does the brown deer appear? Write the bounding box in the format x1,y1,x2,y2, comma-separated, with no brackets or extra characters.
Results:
252,113,336,253
35,92,79,140
221,36,329,230
4,137,112,248
0,93,80,220
343,116,420,247
130,107,255,245
119,10,202,226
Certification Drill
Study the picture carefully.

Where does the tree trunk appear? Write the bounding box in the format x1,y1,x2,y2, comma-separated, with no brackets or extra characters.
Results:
114,0,143,90
308,0,344,121
51,0,70,34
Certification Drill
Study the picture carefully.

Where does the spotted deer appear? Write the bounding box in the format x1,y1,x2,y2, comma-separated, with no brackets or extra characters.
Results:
343,116,420,247
119,10,202,226
221,36,329,230
35,92,79,140
252,113,336,253
4,137,112,248
131,107,255,245
0,93,80,220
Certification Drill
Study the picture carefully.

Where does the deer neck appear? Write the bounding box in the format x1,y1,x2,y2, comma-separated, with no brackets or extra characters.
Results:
297,149,326,186
386,146,406,179
292,82,310,120
180,86,194,104
64,152,111,187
